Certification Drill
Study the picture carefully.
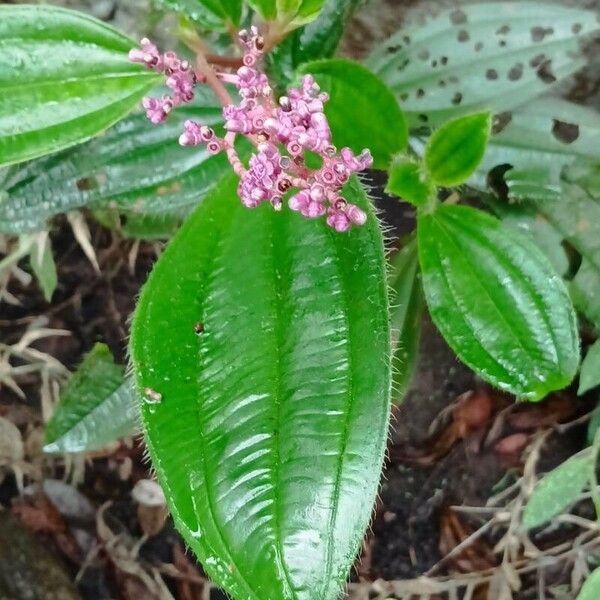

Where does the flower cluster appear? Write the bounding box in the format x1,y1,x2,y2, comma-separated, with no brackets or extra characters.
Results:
129,28,372,232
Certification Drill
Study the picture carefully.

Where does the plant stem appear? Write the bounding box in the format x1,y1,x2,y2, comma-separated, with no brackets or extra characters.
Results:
195,51,233,107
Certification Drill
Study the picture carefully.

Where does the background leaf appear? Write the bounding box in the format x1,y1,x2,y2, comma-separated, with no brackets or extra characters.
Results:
418,204,579,401
389,239,423,404
0,5,159,167
578,567,600,600
368,2,599,127
298,59,408,169
579,340,600,396
0,101,232,234
30,234,57,302
130,175,391,600
44,344,139,453
522,453,592,529
424,112,491,186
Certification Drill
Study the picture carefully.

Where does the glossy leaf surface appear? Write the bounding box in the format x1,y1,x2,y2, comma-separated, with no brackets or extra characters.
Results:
0,103,229,234
298,59,408,169
389,239,423,404
0,6,159,167
44,344,139,453
131,175,391,599
578,340,600,396
522,453,592,529
418,204,579,401
424,112,491,186
368,2,598,127
578,567,600,600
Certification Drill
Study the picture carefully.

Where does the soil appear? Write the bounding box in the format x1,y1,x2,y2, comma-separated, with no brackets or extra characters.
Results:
0,0,598,599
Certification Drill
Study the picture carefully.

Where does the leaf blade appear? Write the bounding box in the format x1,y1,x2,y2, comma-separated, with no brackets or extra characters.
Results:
0,5,159,166
130,175,391,599
418,204,579,400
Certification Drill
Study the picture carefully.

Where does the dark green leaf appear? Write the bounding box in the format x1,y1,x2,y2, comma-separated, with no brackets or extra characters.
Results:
0,102,231,234
424,112,491,186
389,239,423,404
298,59,408,169
0,6,159,167
368,2,599,127
44,344,139,453
579,340,600,396
418,204,579,401
578,567,600,600
522,453,592,529
386,156,433,207
130,175,391,599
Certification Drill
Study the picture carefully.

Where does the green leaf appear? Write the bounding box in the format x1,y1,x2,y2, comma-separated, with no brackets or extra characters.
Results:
0,103,230,234
130,174,391,600
578,567,600,600
389,239,423,404
249,0,324,27
368,2,599,127
386,156,433,207
0,6,159,167
587,404,600,446
522,454,592,529
572,260,600,332
424,112,491,186
44,344,139,453
30,234,57,302
417,204,579,401
473,98,600,194
579,340,600,396
298,59,408,169
266,0,362,85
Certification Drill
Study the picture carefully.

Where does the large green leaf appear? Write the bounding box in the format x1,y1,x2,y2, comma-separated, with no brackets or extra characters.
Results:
389,239,423,404
418,204,579,401
44,344,139,453
0,102,230,234
298,59,408,169
522,453,592,529
0,6,159,167
368,2,598,127
130,175,391,599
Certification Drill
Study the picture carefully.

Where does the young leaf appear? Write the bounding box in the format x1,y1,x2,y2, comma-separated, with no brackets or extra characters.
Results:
30,234,57,302
249,0,324,28
298,59,408,169
389,239,424,404
424,112,491,186
0,6,159,167
368,2,599,127
386,156,433,207
0,104,231,234
578,567,600,600
522,454,592,530
44,344,139,453
418,204,579,401
579,340,600,396
130,174,391,600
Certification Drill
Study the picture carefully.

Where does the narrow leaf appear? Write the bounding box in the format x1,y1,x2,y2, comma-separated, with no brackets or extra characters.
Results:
0,6,159,167
30,234,57,302
298,59,408,169
389,239,423,403
130,175,391,599
0,104,230,234
418,204,579,401
578,567,600,600
522,454,592,529
368,2,599,127
386,156,433,207
579,340,600,396
424,112,491,186
44,344,139,453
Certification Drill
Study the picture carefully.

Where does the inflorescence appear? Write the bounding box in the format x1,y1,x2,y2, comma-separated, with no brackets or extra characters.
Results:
129,28,372,232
